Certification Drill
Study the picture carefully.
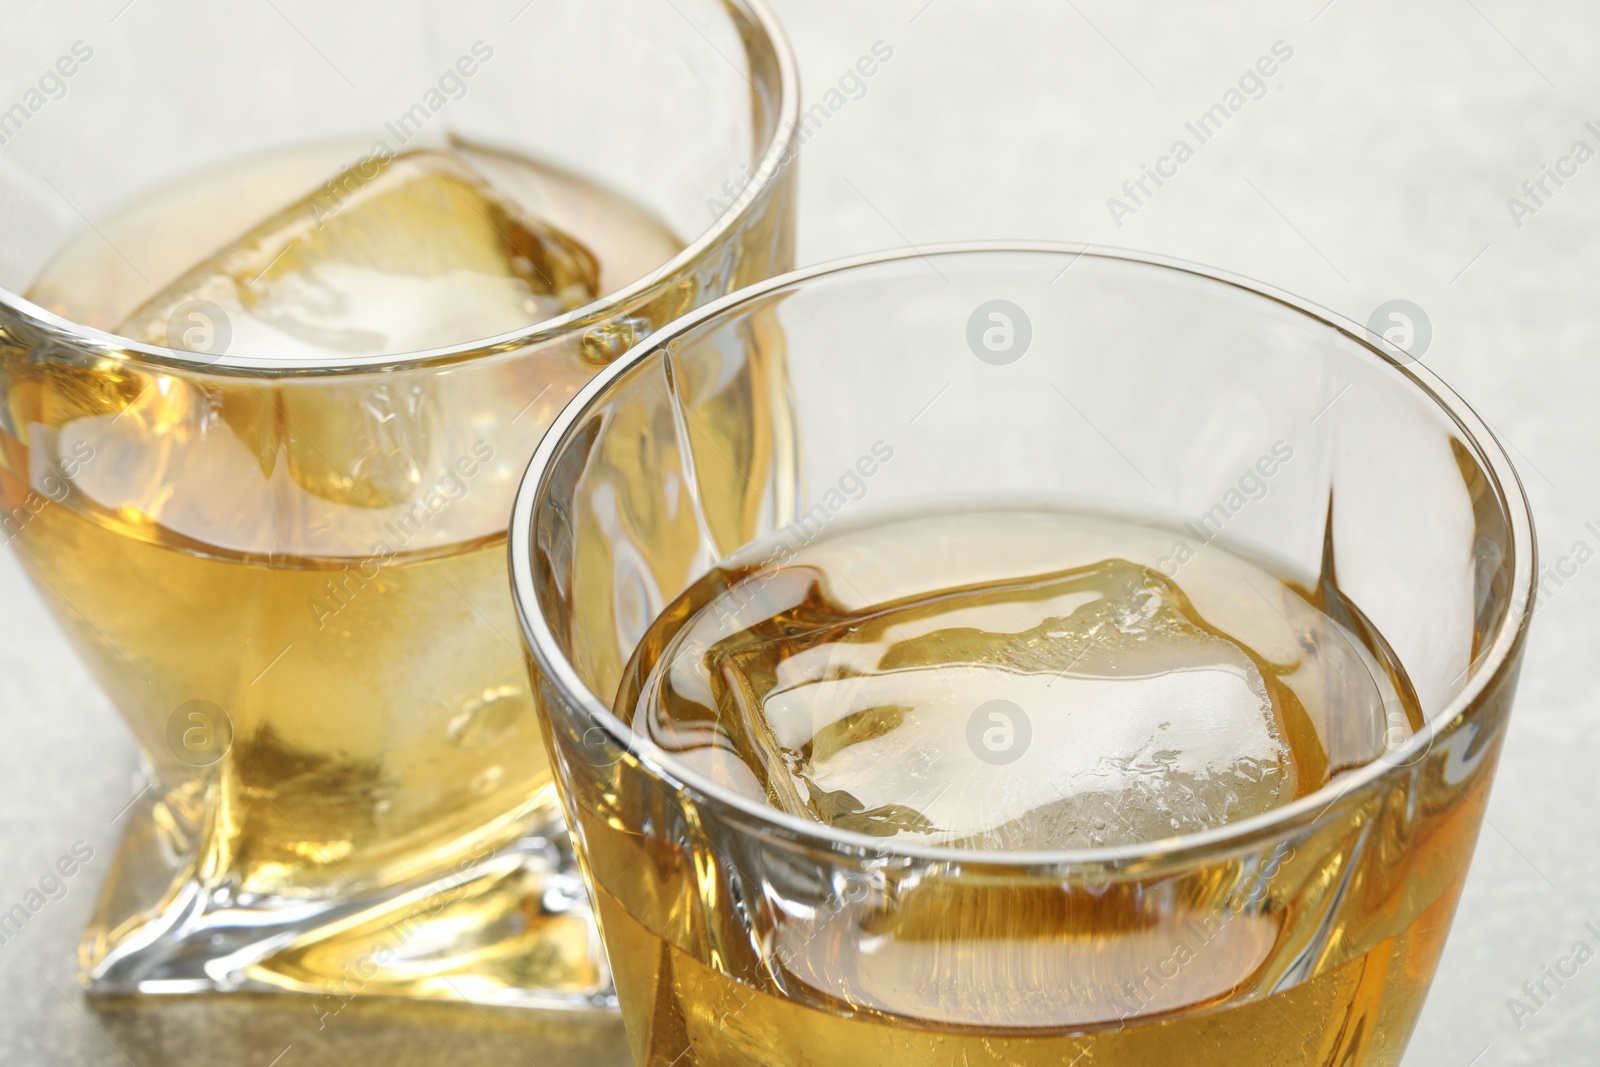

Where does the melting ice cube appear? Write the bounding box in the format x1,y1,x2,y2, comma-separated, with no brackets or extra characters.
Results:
119,148,601,360
111,149,602,509
709,559,1296,850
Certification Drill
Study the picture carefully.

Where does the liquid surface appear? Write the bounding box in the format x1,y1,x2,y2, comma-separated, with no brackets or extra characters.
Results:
621,508,1417,850
29,138,680,356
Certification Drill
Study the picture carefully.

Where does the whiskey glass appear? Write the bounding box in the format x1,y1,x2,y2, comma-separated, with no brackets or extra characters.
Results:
509,244,1535,1063
0,0,797,1009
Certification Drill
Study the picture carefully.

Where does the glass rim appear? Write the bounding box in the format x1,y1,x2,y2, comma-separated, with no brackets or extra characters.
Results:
508,240,1538,870
0,0,800,379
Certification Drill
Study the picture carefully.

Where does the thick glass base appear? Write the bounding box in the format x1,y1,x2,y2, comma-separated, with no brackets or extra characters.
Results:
80,775,616,1013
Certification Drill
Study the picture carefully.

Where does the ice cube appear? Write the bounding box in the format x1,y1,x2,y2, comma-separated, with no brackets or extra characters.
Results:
710,559,1295,850
119,148,600,360
113,149,602,508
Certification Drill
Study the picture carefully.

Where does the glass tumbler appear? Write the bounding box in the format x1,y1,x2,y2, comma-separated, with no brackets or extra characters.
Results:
0,0,797,1009
509,244,1535,1063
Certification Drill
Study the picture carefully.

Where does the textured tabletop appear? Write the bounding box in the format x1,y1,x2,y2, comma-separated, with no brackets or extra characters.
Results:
2,1,1595,1064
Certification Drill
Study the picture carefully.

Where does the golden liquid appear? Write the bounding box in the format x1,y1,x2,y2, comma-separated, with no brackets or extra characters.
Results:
586,508,1477,1066
591,874,1468,1067
0,140,682,996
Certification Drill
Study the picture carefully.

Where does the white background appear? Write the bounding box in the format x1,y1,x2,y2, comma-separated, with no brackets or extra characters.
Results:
2,1,1595,1064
